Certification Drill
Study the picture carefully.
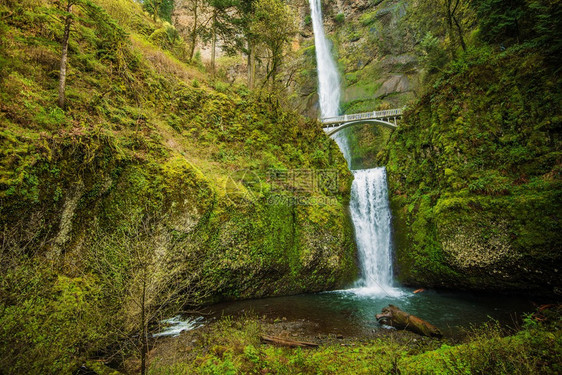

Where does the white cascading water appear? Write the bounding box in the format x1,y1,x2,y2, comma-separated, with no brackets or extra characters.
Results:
331,131,352,168
348,168,400,296
308,0,400,296
309,0,340,118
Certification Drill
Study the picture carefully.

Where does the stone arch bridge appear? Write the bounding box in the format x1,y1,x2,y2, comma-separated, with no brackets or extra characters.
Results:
321,108,404,136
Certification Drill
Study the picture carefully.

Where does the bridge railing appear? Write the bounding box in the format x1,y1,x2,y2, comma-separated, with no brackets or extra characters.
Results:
321,108,403,126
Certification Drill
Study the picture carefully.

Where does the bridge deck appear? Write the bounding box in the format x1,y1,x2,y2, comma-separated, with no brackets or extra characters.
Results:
321,108,403,127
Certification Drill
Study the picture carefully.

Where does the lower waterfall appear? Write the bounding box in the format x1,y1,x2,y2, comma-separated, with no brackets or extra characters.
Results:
347,168,401,296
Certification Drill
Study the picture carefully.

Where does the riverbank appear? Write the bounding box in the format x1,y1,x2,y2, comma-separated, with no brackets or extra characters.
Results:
139,305,561,374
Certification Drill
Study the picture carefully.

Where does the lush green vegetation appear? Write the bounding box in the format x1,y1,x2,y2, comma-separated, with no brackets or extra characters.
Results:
0,0,560,373
0,0,355,372
382,1,561,292
148,307,562,374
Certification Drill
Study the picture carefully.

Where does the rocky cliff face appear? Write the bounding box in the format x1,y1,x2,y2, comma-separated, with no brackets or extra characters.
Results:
334,0,419,112
296,0,420,114
293,0,421,167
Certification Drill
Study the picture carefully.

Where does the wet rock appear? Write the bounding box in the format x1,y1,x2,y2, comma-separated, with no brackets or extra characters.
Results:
376,74,411,97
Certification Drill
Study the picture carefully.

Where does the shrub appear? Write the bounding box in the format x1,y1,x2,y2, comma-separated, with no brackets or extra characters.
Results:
334,13,345,24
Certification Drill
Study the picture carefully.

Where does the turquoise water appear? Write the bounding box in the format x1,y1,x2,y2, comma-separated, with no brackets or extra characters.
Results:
206,288,535,337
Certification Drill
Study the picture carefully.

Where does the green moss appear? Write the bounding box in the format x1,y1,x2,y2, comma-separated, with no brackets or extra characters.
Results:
383,47,562,293
0,0,357,371
149,308,562,374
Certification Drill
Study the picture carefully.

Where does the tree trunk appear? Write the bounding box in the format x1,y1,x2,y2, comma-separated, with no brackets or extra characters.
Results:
376,305,442,338
211,13,216,74
58,1,73,109
247,40,255,89
248,43,256,88
514,16,521,44
453,15,466,51
451,0,466,52
261,335,318,348
264,55,279,89
445,0,456,59
189,0,199,62
140,278,147,375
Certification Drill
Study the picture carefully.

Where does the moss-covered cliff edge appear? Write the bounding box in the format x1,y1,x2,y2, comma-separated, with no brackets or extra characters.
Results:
382,48,561,295
1,0,357,300
0,1,357,371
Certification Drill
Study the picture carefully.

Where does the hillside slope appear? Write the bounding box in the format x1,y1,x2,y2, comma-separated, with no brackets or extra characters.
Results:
0,0,356,372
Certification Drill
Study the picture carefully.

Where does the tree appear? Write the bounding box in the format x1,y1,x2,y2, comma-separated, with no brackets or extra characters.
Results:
445,0,468,52
178,0,210,62
90,212,211,375
407,0,474,58
250,0,297,87
528,0,562,60
55,0,127,109
57,0,79,109
204,0,237,73
234,0,257,88
473,0,527,45
473,0,561,57
143,0,175,22
419,31,449,73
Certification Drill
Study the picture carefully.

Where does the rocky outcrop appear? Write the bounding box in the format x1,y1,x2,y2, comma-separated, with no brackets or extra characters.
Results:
375,74,411,97
333,0,420,111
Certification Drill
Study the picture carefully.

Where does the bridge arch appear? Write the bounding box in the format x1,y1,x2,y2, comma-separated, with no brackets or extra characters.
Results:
323,119,397,136
320,108,403,136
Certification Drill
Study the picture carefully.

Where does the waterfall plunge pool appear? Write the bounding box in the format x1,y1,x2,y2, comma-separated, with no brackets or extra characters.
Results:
155,288,535,339
154,168,535,338
148,0,534,343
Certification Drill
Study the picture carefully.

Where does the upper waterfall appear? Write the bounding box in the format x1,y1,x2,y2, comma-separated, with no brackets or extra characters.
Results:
308,0,340,118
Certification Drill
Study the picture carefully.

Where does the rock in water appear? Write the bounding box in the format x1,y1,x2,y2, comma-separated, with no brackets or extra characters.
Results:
375,305,442,338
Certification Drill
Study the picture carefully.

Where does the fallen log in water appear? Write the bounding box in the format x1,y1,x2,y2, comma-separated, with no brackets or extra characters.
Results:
261,335,319,348
376,304,442,338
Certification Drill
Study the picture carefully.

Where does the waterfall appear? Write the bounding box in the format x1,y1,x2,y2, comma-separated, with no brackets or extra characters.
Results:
308,1,400,296
349,168,400,295
308,0,340,118
331,131,352,168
